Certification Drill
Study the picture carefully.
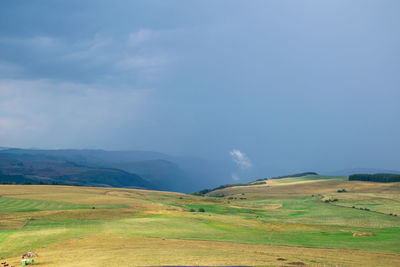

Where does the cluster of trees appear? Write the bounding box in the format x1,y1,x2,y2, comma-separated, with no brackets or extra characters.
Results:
349,173,400,183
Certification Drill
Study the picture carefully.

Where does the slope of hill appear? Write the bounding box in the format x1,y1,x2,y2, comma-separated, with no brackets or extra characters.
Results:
204,174,400,201
0,180,399,266
194,174,347,196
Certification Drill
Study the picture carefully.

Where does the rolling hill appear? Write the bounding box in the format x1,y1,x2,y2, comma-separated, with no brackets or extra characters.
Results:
0,173,399,266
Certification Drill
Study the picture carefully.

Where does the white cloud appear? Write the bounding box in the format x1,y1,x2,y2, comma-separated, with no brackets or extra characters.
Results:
0,61,24,78
0,36,58,48
0,30,173,84
0,79,152,148
231,173,240,181
128,29,154,46
30,36,58,48
0,28,182,148
0,117,22,132
115,55,167,70
230,149,253,169
127,28,180,47
64,34,113,62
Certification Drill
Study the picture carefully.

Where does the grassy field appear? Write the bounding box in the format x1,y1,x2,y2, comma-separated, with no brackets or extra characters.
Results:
0,176,400,266
272,174,348,184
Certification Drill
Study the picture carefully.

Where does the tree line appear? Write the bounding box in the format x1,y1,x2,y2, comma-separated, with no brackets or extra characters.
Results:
349,173,400,183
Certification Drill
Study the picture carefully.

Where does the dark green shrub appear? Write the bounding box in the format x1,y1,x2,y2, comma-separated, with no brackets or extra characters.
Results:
198,208,205,212
209,193,225,198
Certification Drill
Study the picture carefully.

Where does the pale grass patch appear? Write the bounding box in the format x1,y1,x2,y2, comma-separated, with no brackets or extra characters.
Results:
4,234,400,267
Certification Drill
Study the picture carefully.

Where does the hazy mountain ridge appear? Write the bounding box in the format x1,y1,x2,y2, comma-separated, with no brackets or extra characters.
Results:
0,148,233,192
0,150,155,189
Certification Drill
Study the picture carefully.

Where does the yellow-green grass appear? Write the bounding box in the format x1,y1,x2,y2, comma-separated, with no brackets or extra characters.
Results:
0,197,90,212
324,192,400,216
4,234,400,267
250,197,399,227
0,182,400,266
209,179,400,199
273,174,348,183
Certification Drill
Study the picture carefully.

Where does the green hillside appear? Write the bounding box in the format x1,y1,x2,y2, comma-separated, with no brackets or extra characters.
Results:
0,177,399,266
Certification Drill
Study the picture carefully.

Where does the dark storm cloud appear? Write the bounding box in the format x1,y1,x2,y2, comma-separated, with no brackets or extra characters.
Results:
0,0,399,179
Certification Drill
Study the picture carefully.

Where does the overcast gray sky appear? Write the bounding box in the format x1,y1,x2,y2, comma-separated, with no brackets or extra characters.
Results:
0,0,399,177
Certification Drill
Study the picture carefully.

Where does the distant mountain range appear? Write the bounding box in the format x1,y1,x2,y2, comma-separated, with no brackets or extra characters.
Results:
3,148,397,193
0,148,233,192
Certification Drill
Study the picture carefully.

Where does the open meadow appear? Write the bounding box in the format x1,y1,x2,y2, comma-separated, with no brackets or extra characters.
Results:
1,175,400,266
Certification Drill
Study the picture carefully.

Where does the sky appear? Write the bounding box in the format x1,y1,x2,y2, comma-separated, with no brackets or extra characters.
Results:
0,0,399,178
